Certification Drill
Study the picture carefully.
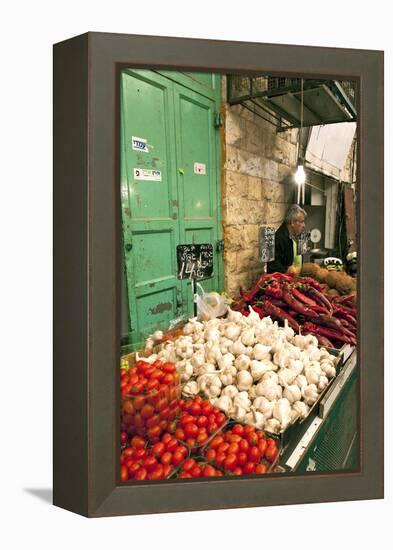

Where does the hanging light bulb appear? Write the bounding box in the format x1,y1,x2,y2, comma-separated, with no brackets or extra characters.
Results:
294,163,306,184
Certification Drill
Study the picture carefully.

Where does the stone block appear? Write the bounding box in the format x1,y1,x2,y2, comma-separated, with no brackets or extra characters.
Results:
224,170,248,198
225,110,245,148
247,176,262,201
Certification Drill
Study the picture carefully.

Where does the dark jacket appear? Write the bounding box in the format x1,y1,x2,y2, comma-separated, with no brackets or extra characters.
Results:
267,223,294,273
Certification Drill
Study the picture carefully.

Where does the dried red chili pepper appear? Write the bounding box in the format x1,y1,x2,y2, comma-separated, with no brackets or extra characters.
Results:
281,285,319,319
262,299,300,332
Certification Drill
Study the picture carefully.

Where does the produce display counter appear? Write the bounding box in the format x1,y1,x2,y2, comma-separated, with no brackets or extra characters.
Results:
280,348,358,472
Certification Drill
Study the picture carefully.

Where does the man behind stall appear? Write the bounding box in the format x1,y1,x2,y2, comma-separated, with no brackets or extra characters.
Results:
267,204,307,275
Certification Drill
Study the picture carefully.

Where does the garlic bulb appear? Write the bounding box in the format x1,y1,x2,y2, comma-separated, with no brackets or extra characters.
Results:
302,384,319,405
283,384,302,404
252,344,271,361
250,360,272,381
292,334,307,349
226,307,244,323
234,391,251,411
305,365,322,385
255,378,281,401
241,328,255,346
229,339,247,356
322,365,336,379
191,352,206,369
152,330,163,341
221,384,239,399
253,396,275,419
295,374,308,390
273,398,292,430
277,368,297,387
262,371,279,384
214,395,233,415
245,409,265,429
183,380,198,395
218,353,235,370
318,375,329,391
288,358,304,376
224,323,242,341
265,418,281,434
234,354,251,371
248,385,257,400
234,405,247,422
236,370,253,391
292,400,309,419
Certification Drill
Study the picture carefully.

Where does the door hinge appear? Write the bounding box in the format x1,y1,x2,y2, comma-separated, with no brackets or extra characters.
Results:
216,239,224,253
214,113,223,128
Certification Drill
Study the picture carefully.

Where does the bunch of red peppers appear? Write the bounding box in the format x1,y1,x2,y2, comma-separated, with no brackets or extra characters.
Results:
234,272,357,349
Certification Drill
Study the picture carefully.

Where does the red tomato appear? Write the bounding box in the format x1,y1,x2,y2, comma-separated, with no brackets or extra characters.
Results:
232,467,243,476
163,373,175,385
239,439,249,452
196,432,209,445
265,444,279,463
165,438,178,453
182,458,196,472
161,433,172,444
190,402,202,416
237,452,248,467
133,448,147,460
265,438,276,446
224,454,238,471
167,421,177,434
141,404,154,419
258,439,267,456
143,456,158,472
147,426,161,439
217,442,230,454
159,407,172,420
145,414,160,429
194,395,203,404
203,464,217,477
161,452,173,465
159,420,168,431
175,427,185,441
128,462,141,478
232,424,245,436
186,437,196,448
177,445,188,457
133,413,144,430
120,466,128,481
135,467,148,480
190,465,202,478
122,399,134,415
162,464,172,478
120,431,128,445
133,395,146,410
255,463,267,474
215,453,226,466
248,446,261,463
228,434,242,444
151,442,165,457
162,363,176,373
123,447,134,459
178,472,192,479
215,412,226,426
247,432,259,447
227,443,239,455
243,462,256,474
149,369,162,380
149,464,165,480
130,435,146,449
184,423,198,438
205,449,216,462
181,414,195,426
146,379,159,392
243,425,255,435
208,414,216,425
210,435,224,450
172,450,184,466
224,430,233,442
197,415,208,428
201,402,214,415
155,398,169,413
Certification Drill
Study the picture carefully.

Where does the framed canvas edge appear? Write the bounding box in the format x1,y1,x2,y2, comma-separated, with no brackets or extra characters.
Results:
53,32,384,518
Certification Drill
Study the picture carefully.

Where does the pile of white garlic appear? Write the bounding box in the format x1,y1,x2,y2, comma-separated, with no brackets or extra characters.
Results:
143,307,338,434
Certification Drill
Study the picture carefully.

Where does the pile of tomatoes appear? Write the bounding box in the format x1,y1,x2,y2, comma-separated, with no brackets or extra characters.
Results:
201,423,279,475
120,433,188,481
121,359,181,442
174,396,227,449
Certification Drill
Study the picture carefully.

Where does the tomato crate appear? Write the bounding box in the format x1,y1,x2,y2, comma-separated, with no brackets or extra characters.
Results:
200,422,281,475
120,437,189,482
174,397,229,454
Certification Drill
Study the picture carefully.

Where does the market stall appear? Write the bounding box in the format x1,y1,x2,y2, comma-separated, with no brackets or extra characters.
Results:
119,268,358,479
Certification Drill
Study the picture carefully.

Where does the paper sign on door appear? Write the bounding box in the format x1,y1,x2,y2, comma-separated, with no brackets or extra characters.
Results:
194,162,206,175
134,168,162,181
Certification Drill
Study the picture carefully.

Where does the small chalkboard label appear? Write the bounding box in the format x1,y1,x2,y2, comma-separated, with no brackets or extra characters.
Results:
177,244,214,280
259,226,275,262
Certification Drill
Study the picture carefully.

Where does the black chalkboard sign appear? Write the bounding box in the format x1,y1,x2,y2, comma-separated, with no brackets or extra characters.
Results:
259,226,275,262
176,244,214,280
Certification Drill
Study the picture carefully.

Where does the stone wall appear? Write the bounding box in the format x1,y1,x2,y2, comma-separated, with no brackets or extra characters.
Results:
221,78,299,295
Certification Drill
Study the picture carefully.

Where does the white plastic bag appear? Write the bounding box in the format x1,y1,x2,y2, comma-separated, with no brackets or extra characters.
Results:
196,283,228,321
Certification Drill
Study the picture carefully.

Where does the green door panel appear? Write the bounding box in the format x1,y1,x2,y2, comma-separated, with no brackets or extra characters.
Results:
173,83,223,318
120,70,182,343
121,70,223,343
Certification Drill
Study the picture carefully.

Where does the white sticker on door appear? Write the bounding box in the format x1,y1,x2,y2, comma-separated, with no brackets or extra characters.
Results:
131,136,149,153
194,162,206,175
134,168,162,181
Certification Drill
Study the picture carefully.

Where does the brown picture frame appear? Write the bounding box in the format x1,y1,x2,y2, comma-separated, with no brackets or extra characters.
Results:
53,32,384,517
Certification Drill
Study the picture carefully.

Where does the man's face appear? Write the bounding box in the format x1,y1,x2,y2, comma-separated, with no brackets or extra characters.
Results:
290,214,305,236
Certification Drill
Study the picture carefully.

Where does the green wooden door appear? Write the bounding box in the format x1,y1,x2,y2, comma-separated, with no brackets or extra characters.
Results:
120,70,222,343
